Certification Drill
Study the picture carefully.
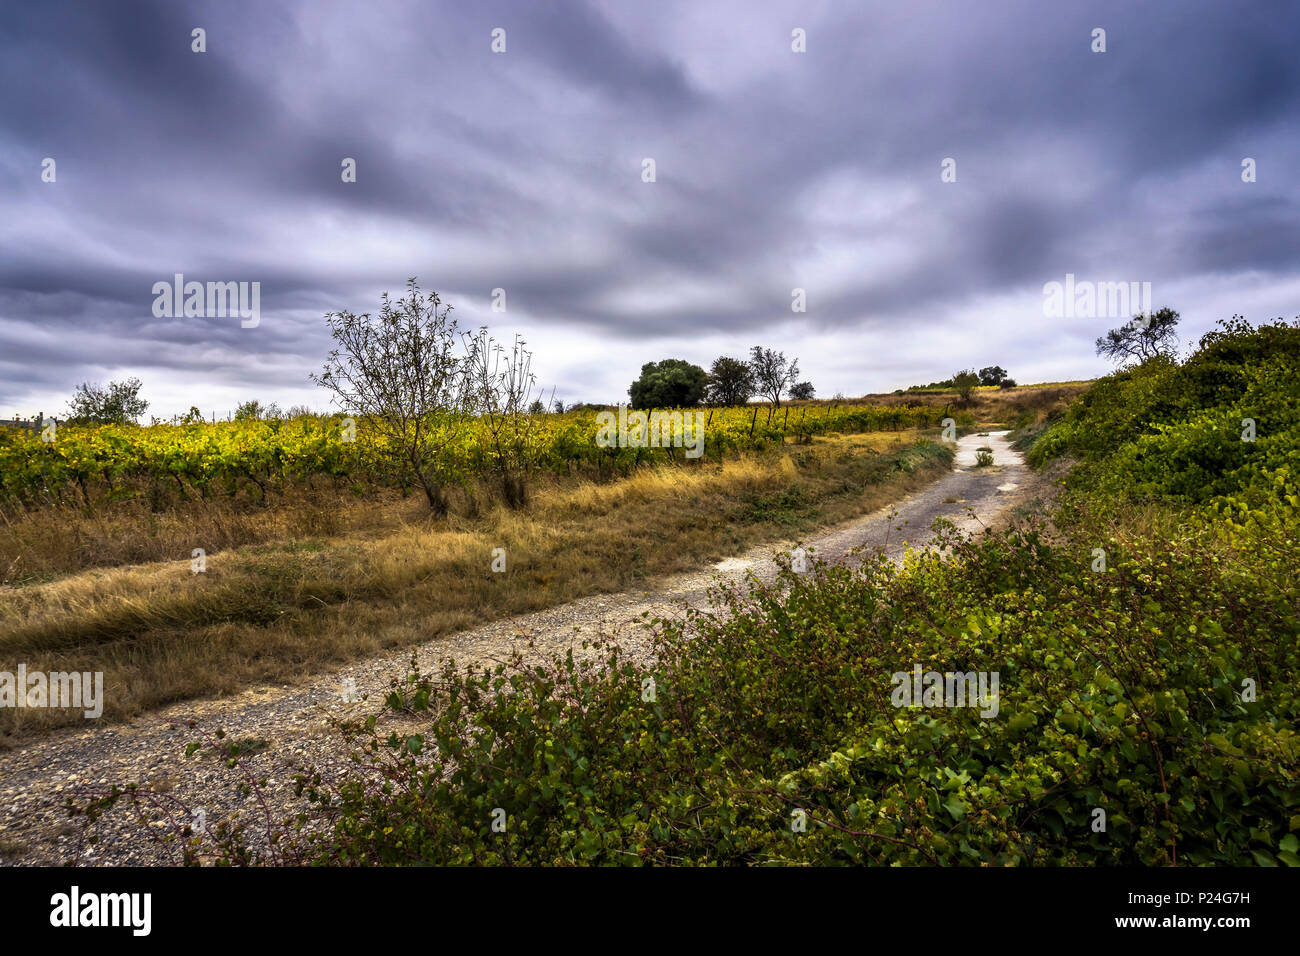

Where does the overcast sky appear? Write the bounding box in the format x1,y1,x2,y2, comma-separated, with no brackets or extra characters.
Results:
2,0,1298,420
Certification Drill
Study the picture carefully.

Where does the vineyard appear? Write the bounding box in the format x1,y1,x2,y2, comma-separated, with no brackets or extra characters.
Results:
0,402,962,510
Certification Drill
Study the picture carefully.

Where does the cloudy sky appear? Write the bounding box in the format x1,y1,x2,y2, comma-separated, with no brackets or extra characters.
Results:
2,0,1297,419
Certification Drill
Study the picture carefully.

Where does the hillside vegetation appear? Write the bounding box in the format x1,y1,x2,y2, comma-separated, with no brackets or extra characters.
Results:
280,318,1299,865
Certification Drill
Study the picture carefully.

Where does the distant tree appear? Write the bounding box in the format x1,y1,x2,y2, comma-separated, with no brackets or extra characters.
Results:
629,359,708,409
65,377,148,425
952,369,980,404
285,405,313,418
178,405,204,424
998,378,1017,389
706,356,755,406
978,365,1007,387
528,399,546,415
789,381,816,401
552,399,565,414
234,400,281,420
1095,307,1181,364
908,378,954,391
749,346,800,408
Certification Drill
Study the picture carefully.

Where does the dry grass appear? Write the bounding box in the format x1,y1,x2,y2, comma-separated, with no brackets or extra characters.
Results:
850,381,1091,427
0,486,408,587
0,430,951,743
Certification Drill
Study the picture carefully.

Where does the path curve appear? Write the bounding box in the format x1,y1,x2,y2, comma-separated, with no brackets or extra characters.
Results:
0,431,1031,865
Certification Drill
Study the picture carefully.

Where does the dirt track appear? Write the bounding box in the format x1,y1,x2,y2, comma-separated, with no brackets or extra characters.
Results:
0,430,1040,865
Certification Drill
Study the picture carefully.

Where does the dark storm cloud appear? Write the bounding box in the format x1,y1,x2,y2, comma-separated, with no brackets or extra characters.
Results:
1,0,1298,413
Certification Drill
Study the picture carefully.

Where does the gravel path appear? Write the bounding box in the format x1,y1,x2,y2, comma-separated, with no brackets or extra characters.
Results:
0,431,1036,866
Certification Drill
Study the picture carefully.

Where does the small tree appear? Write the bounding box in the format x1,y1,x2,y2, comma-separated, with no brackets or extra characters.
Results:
1096,307,1181,364
463,330,543,509
65,377,149,425
311,278,469,513
789,381,816,401
952,369,980,404
629,359,708,409
978,366,1007,387
749,346,800,408
706,356,755,406
234,400,283,421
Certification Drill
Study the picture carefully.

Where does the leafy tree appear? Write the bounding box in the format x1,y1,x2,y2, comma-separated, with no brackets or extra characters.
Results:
1095,307,1180,364
978,366,1007,387
234,400,281,421
528,399,546,415
999,378,1017,389
706,356,755,406
749,346,800,408
789,381,816,401
629,359,708,409
65,377,148,425
952,369,980,403
311,278,471,513
552,399,565,414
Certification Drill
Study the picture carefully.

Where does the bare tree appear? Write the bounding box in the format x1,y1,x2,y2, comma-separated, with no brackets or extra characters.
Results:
311,278,469,513
1096,307,1181,364
462,329,545,509
749,346,800,408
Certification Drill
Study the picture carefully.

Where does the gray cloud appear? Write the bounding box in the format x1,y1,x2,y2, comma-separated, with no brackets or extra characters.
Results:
1,0,1298,415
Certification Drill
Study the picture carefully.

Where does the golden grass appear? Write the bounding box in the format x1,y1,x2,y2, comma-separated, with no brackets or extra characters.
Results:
0,430,950,743
0,486,406,586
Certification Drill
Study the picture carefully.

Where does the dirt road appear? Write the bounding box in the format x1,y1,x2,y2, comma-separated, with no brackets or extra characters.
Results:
0,430,1036,865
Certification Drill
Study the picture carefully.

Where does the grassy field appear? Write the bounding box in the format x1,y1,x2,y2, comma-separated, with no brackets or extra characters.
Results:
0,428,951,742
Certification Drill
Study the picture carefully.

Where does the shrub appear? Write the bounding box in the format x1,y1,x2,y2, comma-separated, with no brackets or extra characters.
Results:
952,370,980,403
